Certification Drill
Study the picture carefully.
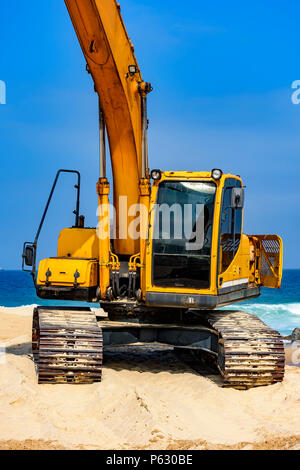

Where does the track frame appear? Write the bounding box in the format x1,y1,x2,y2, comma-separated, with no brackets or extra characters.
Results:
32,307,285,389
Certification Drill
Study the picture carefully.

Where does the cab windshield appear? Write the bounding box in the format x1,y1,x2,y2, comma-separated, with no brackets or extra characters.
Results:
152,180,217,289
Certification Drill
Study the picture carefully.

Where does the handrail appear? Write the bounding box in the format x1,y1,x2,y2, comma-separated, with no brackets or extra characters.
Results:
34,170,81,244
22,169,81,282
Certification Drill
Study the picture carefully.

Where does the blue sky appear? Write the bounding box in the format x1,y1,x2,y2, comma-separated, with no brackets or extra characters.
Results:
0,0,299,269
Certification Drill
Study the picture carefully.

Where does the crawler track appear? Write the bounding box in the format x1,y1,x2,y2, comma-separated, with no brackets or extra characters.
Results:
205,310,285,389
31,307,285,389
32,307,103,384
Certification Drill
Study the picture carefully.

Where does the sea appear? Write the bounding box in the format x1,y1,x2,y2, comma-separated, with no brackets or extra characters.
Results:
0,270,299,336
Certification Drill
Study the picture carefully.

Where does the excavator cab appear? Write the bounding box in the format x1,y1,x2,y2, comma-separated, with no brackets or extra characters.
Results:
145,170,282,310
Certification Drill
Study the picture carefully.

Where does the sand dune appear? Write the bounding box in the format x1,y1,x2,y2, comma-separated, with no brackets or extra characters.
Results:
0,307,300,450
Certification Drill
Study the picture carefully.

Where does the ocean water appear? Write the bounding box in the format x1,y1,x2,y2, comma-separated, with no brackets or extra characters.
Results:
0,270,299,336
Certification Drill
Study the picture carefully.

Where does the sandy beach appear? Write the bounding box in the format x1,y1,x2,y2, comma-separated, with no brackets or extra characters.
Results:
0,306,299,451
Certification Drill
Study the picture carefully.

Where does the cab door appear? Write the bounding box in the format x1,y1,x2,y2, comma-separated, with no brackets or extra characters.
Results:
218,178,245,282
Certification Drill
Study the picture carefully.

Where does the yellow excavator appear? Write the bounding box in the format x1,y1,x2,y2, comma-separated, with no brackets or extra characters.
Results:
23,0,284,388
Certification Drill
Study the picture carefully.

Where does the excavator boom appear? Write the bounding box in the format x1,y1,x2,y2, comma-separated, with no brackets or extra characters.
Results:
65,0,150,255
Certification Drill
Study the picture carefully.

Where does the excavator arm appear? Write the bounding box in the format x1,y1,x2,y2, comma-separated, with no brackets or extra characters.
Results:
65,0,151,255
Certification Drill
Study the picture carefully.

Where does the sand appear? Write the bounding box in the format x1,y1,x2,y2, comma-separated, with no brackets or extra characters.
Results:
0,306,300,450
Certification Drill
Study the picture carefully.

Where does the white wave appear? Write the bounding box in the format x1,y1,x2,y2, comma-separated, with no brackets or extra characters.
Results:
222,303,300,335
285,304,300,316
0,304,38,309
225,303,300,316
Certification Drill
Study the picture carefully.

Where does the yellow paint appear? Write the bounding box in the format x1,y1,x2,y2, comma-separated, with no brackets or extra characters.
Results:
57,228,98,259
38,258,98,288
145,172,229,297
97,178,111,298
218,235,251,287
251,235,283,288
139,178,151,299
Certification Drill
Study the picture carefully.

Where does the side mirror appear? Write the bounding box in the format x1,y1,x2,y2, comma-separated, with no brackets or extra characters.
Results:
231,188,245,209
22,245,34,267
